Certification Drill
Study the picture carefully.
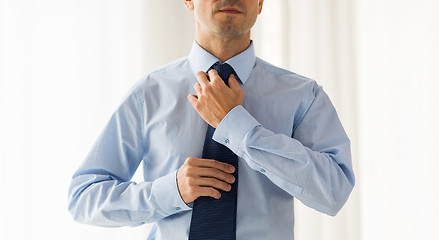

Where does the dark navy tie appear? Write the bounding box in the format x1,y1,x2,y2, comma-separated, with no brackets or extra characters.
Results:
188,62,238,240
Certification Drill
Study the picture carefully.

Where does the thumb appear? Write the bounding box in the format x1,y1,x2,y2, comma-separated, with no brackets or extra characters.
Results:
228,74,241,91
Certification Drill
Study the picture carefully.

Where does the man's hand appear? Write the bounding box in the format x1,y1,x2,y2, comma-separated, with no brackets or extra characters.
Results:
188,69,244,128
176,157,236,204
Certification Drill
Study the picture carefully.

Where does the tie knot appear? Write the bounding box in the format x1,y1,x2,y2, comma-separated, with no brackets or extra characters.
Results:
209,62,235,85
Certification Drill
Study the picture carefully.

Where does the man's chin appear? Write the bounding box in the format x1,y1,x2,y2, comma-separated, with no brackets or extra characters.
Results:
215,18,242,28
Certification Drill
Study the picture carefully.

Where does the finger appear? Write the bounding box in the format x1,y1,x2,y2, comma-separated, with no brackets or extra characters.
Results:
196,177,232,192
196,167,235,184
196,71,210,87
197,186,221,199
194,82,202,96
228,74,241,90
208,69,225,85
188,94,198,108
189,158,235,173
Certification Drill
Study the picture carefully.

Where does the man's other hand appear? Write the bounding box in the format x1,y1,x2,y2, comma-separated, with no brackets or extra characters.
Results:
176,157,236,204
188,69,244,128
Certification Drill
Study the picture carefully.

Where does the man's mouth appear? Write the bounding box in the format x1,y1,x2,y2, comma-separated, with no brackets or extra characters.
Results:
218,7,242,14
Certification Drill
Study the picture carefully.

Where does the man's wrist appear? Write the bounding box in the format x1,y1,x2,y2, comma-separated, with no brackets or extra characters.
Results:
151,170,193,215
213,105,261,155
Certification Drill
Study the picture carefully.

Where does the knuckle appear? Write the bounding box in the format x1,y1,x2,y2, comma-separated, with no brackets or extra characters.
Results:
222,162,230,170
223,172,232,181
211,178,220,187
212,78,221,86
217,180,226,189
187,165,197,175
187,177,195,186
210,159,219,168
204,178,213,187
221,172,230,182
208,168,218,176
182,167,191,175
200,188,209,196
186,157,195,164
209,188,217,196
196,71,205,78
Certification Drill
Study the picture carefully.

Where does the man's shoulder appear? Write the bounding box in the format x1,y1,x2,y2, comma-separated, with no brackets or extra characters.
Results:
143,56,192,81
255,57,317,87
149,56,191,76
129,56,191,91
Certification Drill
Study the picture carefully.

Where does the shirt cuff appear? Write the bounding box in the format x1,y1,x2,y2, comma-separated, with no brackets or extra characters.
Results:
151,170,192,216
212,105,261,156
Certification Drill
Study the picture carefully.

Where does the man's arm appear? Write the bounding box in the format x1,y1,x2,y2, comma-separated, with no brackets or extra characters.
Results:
68,91,192,227
189,71,355,216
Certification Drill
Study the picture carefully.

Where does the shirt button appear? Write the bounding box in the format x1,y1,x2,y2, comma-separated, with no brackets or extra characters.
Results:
175,207,181,211
260,168,266,173
225,138,230,144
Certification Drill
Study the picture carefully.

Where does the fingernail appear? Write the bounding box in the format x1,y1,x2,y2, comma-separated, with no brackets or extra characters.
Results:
229,166,235,172
230,176,235,182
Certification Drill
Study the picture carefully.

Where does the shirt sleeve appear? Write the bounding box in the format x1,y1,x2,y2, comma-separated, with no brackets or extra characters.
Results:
67,90,191,227
212,83,355,216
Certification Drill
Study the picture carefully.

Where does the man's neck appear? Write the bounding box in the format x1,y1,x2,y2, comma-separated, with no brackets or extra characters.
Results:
195,32,251,63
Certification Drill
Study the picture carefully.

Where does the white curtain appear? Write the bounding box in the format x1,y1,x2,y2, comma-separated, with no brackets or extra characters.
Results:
0,0,153,239
253,1,360,240
1,0,438,240
354,0,439,239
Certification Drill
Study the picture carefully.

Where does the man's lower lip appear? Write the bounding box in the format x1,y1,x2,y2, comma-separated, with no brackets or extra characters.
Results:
219,10,241,14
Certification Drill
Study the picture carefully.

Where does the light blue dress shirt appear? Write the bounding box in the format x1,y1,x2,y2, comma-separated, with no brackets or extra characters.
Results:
68,41,355,240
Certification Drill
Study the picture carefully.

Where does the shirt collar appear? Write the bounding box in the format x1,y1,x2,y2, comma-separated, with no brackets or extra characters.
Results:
188,40,256,84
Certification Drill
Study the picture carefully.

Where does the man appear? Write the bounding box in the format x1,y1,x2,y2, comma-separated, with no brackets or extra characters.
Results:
68,0,355,239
